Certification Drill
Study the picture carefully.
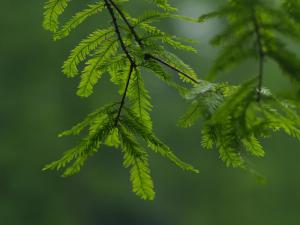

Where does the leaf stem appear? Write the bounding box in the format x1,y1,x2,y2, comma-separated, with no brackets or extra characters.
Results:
104,0,135,66
108,0,144,47
252,12,265,102
115,64,135,126
145,54,200,84
104,0,136,125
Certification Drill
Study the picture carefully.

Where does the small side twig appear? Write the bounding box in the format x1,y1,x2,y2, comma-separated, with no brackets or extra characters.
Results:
252,12,265,102
115,64,135,126
145,54,200,84
104,0,135,66
104,0,136,125
109,0,144,47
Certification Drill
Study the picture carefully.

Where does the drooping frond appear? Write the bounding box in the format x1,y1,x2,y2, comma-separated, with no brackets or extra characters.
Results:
43,104,116,176
122,109,199,173
199,0,300,83
142,60,188,95
120,126,155,200
44,102,198,199
132,11,170,27
179,78,300,169
54,1,106,40
267,40,300,82
62,28,114,77
127,69,153,129
145,50,199,84
139,23,197,53
77,38,120,97
43,0,70,32
176,0,300,173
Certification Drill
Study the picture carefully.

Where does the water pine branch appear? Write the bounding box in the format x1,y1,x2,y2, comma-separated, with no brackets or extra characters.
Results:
109,0,199,84
104,0,136,125
252,11,265,102
145,54,200,84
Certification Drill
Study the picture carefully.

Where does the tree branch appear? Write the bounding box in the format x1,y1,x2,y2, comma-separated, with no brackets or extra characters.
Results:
145,54,200,84
115,64,135,126
104,0,135,66
104,0,136,125
252,13,265,102
108,0,144,47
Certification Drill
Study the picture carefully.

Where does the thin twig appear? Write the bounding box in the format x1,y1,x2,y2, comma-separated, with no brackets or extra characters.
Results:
109,0,144,47
104,0,135,65
115,64,135,126
145,54,200,84
252,12,265,102
104,0,136,125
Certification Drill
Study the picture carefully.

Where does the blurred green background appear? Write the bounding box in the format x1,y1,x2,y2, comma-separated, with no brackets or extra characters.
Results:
1,0,300,224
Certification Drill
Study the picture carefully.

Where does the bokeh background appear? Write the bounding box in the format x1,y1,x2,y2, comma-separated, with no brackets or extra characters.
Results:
1,0,300,224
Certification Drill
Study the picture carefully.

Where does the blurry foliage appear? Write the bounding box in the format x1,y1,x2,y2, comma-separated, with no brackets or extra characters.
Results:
181,0,300,177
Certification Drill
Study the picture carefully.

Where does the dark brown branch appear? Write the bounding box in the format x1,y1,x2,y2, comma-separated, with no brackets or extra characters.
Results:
104,0,136,125
104,0,135,66
108,0,144,47
145,54,200,84
252,13,265,102
115,64,135,126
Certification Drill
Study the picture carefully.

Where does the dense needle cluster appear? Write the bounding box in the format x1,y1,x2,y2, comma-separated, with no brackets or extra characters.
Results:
43,0,300,200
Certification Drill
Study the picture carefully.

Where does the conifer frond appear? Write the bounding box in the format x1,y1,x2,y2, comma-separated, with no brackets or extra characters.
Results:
77,39,120,97
132,11,170,27
54,1,106,40
178,82,224,128
178,101,203,128
219,146,245,169
44,102,198,199
180,79,300,169
179,1,300,172
44,109,114,176
43,0,69,32
142,60,188,95
122,108,199,173
127,69,153,129
201,124,215,150
62,28,114,77
140,23,197,53
199,0,300,84
242,135,265,157
120,126,155,200
149,50,199,84
146,135,199,173
58,105,113,138
267,42,300,82
151,0,177,12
